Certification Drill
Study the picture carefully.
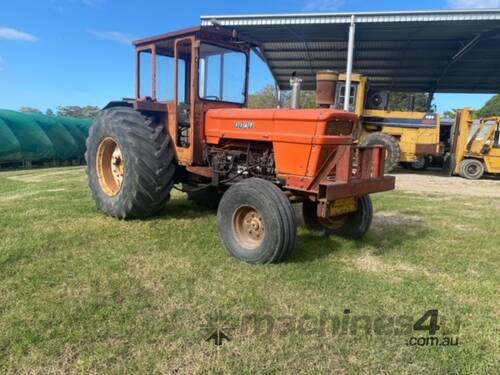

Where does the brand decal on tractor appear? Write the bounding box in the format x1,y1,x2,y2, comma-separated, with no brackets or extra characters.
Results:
235,121,254,129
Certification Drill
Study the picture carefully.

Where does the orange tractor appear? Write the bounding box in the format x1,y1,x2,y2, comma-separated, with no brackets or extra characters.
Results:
86,27,395,264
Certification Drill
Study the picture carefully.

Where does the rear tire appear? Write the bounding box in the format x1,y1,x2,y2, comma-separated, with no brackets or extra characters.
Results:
302,195,373,239
360,133,400,172
459,159,484,180
86,107,175,219
217,178,296,264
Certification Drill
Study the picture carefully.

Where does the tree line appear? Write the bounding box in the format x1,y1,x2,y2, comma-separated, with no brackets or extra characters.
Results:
247,85,430,111
18,91,500,120
19,106,100,119
248,85,500,118
441,95,500,119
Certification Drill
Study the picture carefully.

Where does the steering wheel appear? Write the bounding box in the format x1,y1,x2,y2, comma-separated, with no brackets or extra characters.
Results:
203,95,220,101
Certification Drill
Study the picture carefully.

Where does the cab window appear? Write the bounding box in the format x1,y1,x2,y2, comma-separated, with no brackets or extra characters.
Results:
157,54,186,102
335,83,357,110
139,50,153,98
475,120,495,141
138,50,186,102
198,44,247,104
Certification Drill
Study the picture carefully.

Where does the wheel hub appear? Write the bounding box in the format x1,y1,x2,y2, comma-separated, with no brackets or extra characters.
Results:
233,205,265,249
111,147,124,185
319,215,346,230
96,137,125,196
467,164,478,174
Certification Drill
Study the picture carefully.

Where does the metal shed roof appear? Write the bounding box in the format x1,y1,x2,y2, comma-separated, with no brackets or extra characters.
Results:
201,9,500,93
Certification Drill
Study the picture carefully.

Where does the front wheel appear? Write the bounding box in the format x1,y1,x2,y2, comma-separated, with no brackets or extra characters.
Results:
302,195,373,239
459,159,484,180
217,178,297,264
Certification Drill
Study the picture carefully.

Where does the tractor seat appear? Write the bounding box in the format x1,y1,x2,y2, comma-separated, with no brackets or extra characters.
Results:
177,103,190,128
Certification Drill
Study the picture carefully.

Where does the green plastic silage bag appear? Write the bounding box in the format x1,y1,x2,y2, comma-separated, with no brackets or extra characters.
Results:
58,116,94,158
75,118,94,136
0,109,55,161
58,117,94,137
0,117,22,162
27,113,81,160
57,120,88,158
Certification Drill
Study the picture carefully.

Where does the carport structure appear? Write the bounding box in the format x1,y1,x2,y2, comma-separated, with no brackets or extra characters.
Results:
201,9,500,108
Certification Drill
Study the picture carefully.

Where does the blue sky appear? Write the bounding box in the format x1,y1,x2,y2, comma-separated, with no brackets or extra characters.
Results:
0,0,498,113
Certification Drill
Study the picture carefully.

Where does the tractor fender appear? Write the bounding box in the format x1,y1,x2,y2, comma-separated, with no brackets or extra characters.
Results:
102,100,134,111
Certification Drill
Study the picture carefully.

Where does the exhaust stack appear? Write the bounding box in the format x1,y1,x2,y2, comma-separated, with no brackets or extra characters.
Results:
290,76,302,109
316,70,339,108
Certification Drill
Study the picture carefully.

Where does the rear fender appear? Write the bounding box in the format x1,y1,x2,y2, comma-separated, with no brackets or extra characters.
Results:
102,100,134,110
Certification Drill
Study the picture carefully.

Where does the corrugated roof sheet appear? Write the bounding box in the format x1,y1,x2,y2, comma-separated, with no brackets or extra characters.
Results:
201,9,500,93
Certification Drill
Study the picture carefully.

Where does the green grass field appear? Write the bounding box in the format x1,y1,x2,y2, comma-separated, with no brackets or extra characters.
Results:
0,167,499,374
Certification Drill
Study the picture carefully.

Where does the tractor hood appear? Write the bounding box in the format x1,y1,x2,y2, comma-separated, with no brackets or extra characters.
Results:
205,108,357,123
204,108,357,148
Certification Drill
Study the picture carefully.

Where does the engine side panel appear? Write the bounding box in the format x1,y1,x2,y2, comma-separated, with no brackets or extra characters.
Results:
204,108,356,177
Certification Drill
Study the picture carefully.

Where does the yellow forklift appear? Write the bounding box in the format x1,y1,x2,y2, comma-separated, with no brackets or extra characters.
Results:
331,73,441,172
449,109,500,180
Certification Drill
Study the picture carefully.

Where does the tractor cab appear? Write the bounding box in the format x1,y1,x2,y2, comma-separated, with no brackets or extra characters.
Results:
132,27,251,165
331,73,367,115
330,73,393,115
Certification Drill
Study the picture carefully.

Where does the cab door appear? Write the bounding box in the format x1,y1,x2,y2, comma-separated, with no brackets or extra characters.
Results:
168,37,196,166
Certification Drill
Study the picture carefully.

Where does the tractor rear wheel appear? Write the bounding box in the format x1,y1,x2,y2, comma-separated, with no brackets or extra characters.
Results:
360,133,400,172
86,107,175,219
302,195,373,239
459,159,484,180
217,178,297,264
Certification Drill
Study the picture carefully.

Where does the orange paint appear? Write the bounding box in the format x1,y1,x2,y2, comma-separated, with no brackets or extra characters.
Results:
204,108,357,177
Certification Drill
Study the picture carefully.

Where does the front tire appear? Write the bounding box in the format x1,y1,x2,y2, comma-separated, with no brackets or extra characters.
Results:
459,159,484,180
86,107,175,219
217,178,297,264
302,195,373,239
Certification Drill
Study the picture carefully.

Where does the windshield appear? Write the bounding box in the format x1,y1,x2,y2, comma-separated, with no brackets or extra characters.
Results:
198,44,247,104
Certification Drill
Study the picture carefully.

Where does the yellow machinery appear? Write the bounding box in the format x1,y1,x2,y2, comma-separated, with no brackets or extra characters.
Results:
332,74,441,171
450,109,500,179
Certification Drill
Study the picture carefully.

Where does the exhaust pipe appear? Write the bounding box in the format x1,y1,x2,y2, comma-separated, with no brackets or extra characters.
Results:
290,76,302,109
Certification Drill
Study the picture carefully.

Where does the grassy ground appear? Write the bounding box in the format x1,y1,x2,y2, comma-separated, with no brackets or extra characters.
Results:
0,167,498,374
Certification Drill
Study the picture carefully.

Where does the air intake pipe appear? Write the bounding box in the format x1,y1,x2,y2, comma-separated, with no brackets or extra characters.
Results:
316,70,339,108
